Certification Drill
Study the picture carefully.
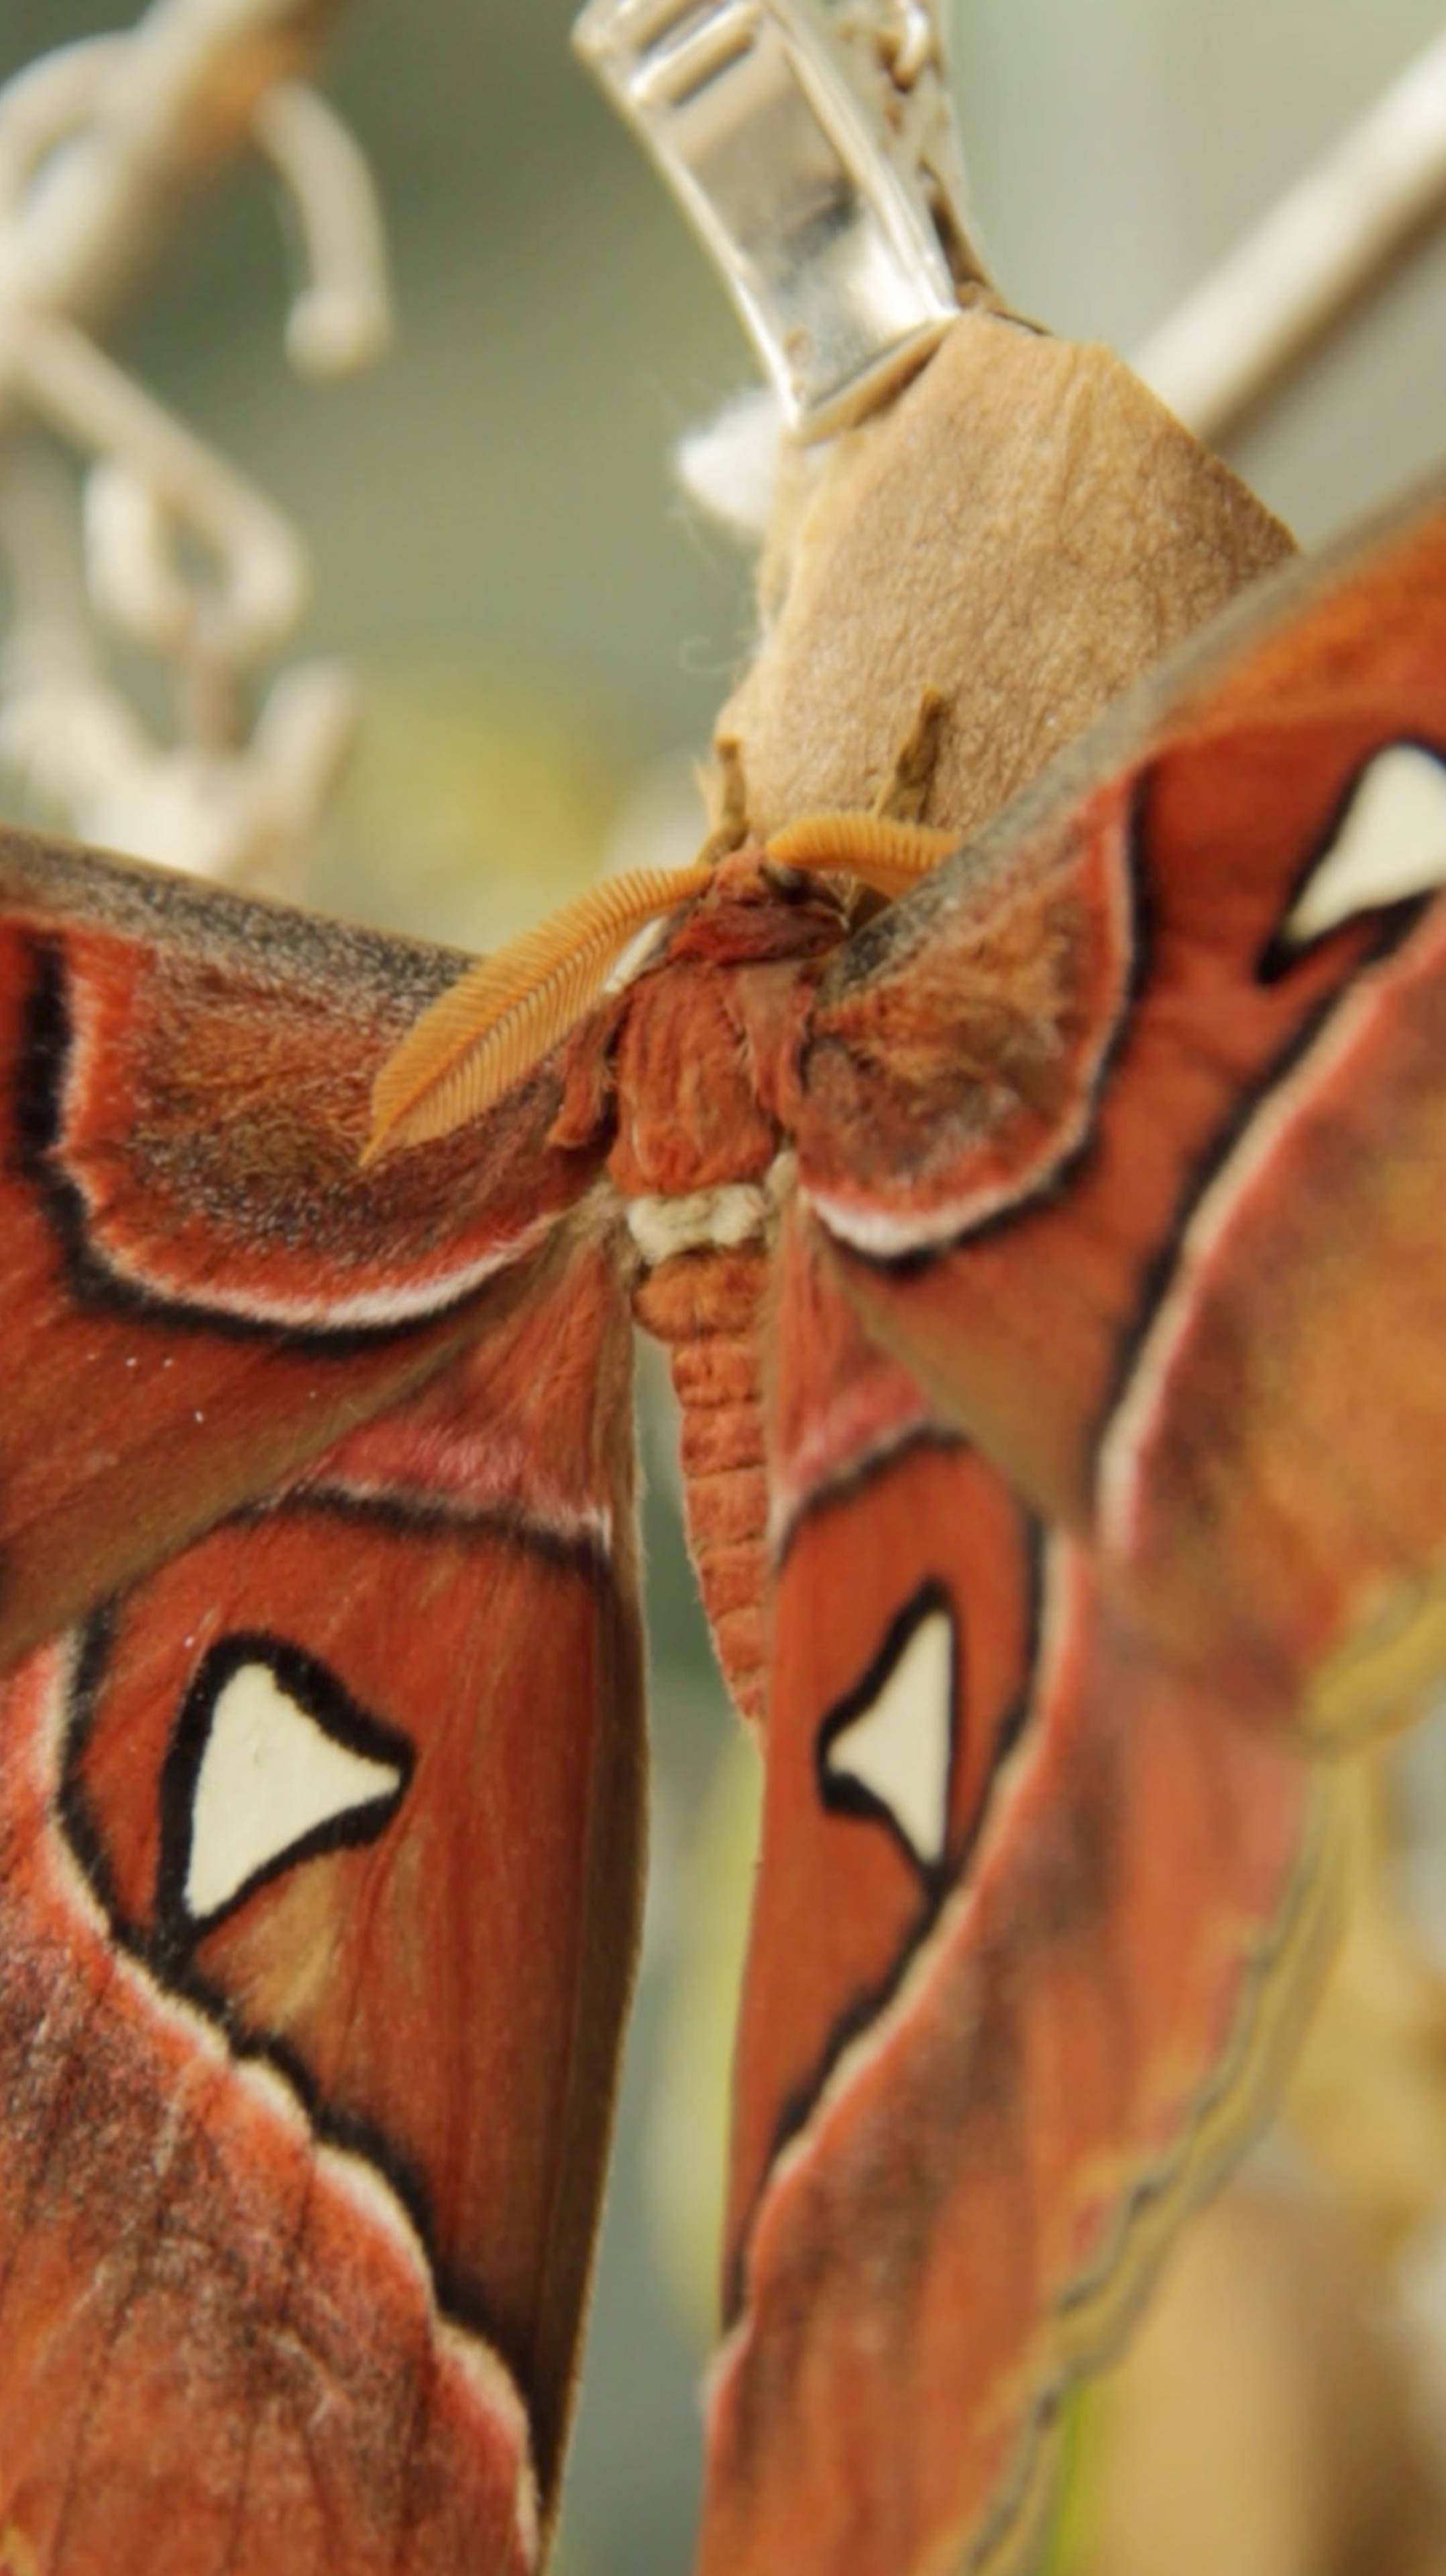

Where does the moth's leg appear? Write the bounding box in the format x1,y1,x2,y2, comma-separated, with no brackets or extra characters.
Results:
755,692,960,898
700,734,753,862
872,685,949,822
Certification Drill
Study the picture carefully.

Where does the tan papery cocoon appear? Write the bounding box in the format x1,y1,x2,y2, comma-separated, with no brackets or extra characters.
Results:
712,309,1295,843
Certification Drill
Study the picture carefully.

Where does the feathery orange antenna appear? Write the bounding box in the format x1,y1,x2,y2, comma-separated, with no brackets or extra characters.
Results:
364,861,713,1164
765,812,960,894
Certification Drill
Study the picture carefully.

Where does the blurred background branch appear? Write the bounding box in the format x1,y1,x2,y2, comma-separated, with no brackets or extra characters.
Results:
1136,28,1446,445
0,0,388,880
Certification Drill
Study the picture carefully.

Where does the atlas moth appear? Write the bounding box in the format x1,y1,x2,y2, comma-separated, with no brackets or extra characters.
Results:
0,44,1444,2576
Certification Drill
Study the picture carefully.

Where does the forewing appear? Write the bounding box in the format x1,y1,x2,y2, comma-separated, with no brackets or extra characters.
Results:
791,480,1446,1733
700,1208,1337,2576
0,1238,643,2575
0,826,603,1659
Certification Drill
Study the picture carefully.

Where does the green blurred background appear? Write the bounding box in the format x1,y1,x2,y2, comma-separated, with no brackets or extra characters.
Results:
0,2,1441,2567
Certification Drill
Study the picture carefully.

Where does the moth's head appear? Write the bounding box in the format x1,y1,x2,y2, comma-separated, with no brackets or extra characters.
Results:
657,842,853,967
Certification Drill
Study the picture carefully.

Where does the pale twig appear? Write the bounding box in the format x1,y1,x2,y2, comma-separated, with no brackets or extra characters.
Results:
0,0,386,882
0,657,360,880
1135,30,1446,446
0,0,386,653
9,309,308,661
0,7,353,359
254,79,392,378
0,448,359,879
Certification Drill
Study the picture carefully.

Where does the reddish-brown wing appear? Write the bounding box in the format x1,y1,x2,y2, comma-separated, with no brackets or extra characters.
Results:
0,826,606,1663
701,1209,1336,2576
789,478,1446,1739
0,1238,642,2576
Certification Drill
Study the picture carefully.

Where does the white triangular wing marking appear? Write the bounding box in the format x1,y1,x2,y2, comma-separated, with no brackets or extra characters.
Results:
186,1660,404,1923
824,1606,954,1870
1284,744,1446,946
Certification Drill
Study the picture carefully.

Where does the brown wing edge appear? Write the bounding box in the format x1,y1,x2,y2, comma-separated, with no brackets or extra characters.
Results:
963,1764,1346,2576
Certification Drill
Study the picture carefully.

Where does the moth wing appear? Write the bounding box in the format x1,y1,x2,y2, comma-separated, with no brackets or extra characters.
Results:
0,1233,642,2576
791,478,1446,1738
0,826,601,1660
700,1208,1338,2576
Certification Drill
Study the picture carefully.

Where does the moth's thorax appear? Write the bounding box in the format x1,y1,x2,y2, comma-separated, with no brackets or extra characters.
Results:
603,852,844,1212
